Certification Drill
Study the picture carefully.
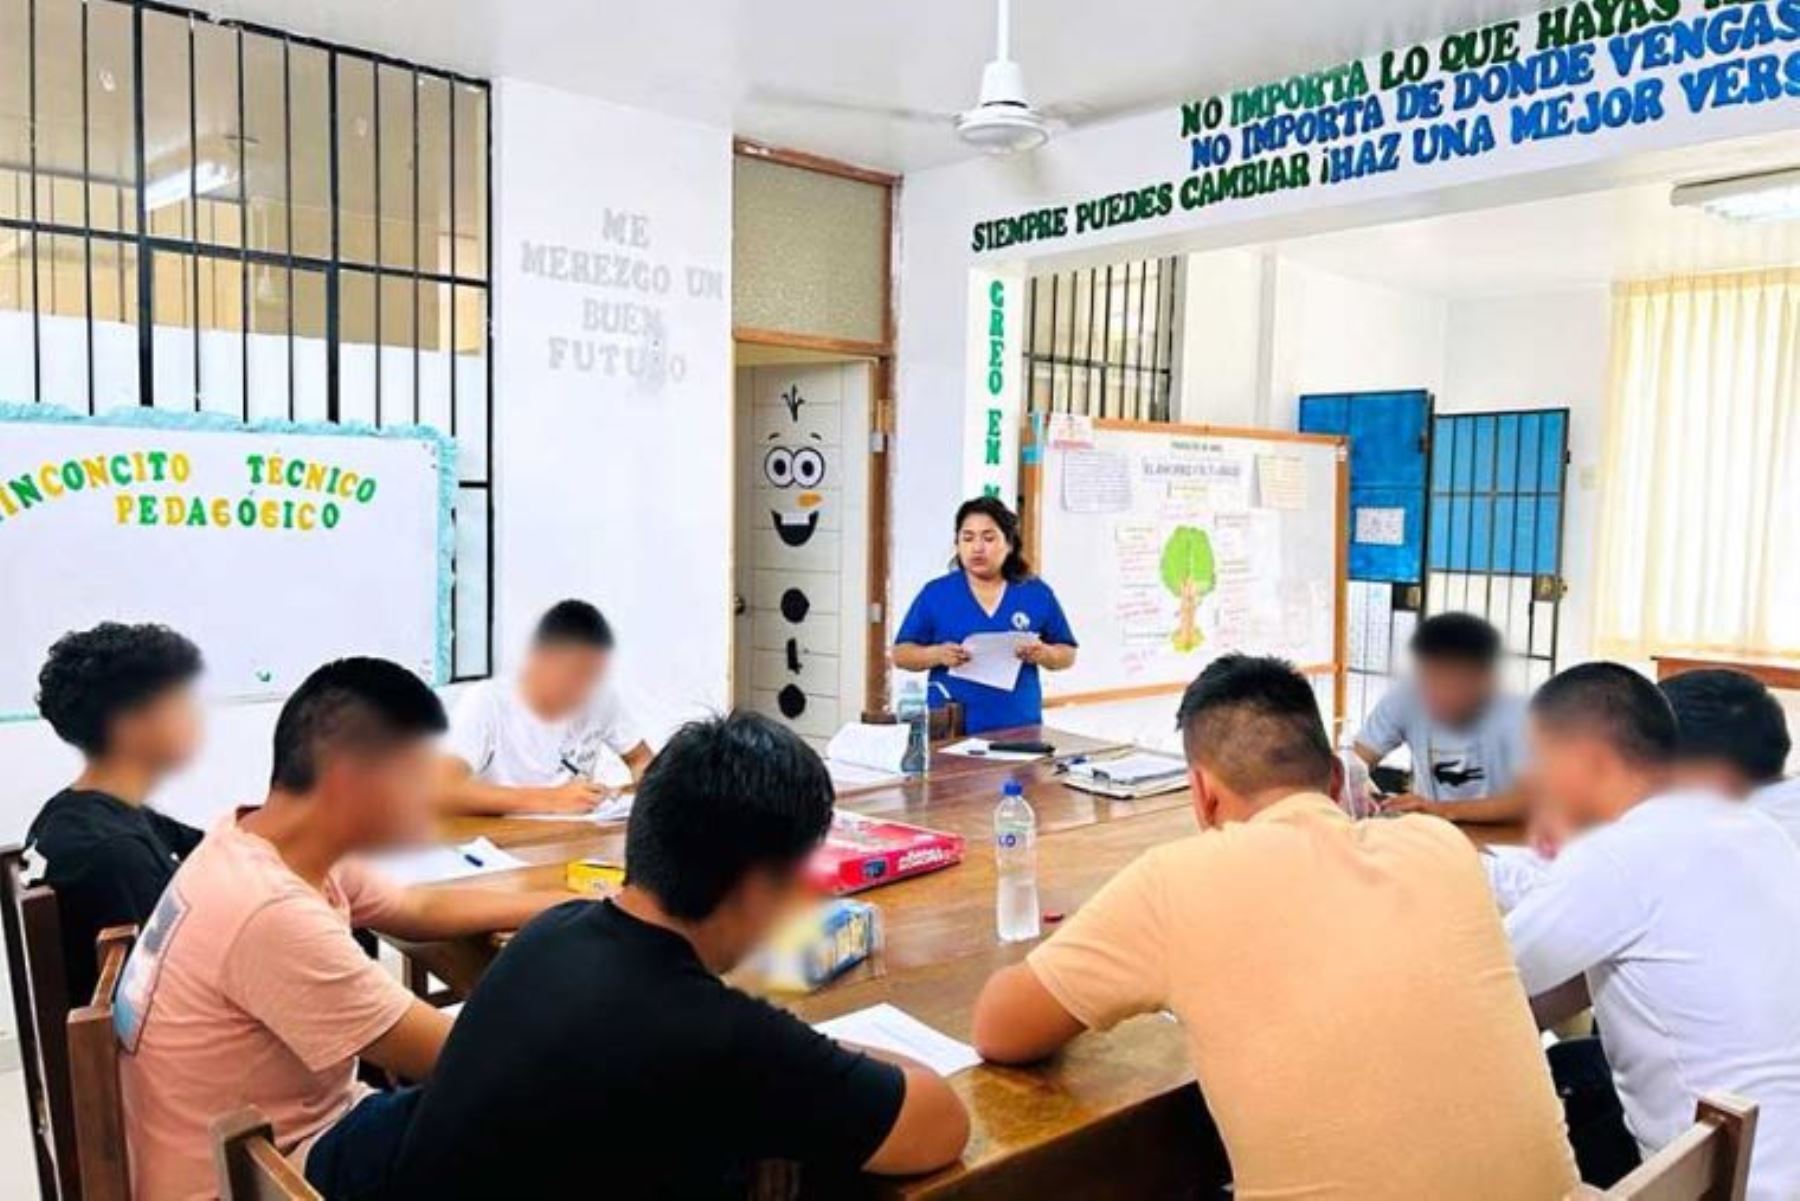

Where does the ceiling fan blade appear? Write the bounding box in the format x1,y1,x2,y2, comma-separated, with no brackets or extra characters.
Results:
747,83,957,128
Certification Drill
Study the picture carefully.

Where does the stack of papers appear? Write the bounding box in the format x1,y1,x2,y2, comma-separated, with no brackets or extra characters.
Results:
1063,752,1189,800
368,837,527,886
825,723,912,793
513,794,635,823
948,631,1037,693
813,1003,981,1077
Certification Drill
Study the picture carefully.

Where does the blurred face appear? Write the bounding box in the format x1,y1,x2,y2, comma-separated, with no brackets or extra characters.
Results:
323,738,440,851
1526,714,1616,831
1415,659,1496,727
523,643,609,718
109,684,203,773
709,863,808,971
957,513,1010,581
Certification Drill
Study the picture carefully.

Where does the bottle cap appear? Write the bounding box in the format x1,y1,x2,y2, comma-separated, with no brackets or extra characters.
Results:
1002,779,1023,797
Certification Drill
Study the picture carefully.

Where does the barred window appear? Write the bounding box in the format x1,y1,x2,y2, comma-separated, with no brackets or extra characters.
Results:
1022,256,1179,423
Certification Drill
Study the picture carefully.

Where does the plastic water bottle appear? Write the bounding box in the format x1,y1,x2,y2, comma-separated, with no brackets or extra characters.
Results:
994,780,1041,942
897,679,929,777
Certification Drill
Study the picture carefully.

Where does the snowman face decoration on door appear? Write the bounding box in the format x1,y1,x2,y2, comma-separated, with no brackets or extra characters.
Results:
766,385,827,547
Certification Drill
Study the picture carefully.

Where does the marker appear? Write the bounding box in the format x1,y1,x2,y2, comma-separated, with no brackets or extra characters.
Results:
462,851,486,868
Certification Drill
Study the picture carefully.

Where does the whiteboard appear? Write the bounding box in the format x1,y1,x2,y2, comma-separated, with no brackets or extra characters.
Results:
1032,418,1345,703
0,405,454,717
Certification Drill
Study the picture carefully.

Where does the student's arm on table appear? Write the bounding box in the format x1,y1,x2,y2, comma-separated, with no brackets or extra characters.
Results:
856,1047,972,1176
1384,785,1528,824
434,754,602,816
1504,841,1640,1031
374,883,579,943
361,997,455,1082
893,643,968,672
975,850,1167,1064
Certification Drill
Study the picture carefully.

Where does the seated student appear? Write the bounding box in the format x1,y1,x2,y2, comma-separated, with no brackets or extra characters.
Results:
1354,611,1529,823
114,657,572,1201
439,599,653,815
392,711,969,1199
972,655,1576,1200
1505,663,1800,1199
27,622,206,1002
1661,668,1800,848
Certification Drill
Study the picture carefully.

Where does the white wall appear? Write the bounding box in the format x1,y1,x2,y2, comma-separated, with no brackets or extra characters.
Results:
1440,288,1611,669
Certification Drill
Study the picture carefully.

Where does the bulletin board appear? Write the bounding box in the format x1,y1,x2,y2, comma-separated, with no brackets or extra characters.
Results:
1026,416,1347,711
0,404,455,718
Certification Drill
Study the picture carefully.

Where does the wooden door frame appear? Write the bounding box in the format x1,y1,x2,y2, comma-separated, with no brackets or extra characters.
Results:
732,139,898,718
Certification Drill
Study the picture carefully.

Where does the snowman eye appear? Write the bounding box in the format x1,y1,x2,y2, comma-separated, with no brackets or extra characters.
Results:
792,448,825,489
763,447,795,488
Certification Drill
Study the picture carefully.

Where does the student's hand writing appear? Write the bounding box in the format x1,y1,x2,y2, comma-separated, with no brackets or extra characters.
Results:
935,643,972,668
535,778,604,814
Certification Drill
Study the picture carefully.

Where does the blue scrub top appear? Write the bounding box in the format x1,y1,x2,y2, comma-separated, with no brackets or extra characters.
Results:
894,571,1077,735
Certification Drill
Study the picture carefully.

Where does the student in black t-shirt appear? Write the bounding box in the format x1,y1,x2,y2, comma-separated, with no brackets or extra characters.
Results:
393,711,970,1200
25,622,206,1002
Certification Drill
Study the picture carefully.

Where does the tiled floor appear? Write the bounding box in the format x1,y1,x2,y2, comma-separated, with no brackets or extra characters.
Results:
1,1066,41,1197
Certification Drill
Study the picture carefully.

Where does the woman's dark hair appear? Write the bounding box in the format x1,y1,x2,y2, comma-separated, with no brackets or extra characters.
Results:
951,495,1031,582
37,622,203,755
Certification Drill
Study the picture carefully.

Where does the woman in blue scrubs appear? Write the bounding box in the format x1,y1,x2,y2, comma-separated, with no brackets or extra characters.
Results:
893,496,1077,734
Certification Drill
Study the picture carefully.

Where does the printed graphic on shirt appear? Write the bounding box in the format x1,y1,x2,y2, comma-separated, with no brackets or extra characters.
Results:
1425,730,1492,802
114,884,190,1053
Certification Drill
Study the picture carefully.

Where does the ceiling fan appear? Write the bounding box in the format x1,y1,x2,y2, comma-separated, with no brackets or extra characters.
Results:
752,0,1110,156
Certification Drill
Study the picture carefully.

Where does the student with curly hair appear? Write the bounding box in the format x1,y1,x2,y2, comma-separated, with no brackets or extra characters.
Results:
26,621,206,1001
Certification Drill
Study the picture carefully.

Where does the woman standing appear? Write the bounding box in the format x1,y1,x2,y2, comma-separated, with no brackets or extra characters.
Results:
893,497,1078,735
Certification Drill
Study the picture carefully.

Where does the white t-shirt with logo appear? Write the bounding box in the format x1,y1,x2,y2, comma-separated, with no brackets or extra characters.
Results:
445,679,643,787
1355,681,1527,802
1753,776,1800,851
1504,792,1800,1201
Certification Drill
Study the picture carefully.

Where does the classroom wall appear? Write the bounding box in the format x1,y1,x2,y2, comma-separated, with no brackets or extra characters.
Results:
1439,287,1612,670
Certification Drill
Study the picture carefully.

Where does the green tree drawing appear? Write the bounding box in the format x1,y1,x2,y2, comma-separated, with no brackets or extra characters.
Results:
1160,525,1216,653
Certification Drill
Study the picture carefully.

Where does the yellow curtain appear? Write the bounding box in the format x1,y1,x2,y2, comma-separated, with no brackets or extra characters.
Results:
1595,270,1800,660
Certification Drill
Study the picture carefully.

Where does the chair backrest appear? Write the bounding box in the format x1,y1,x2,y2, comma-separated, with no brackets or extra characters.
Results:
213,1108,322,1201
66,926,136,1201
1589,1094,1759,1201
2,844,76,1201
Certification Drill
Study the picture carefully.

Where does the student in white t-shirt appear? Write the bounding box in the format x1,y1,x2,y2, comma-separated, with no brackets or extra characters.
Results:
1354,612,1529,824
439,601,654,816
1660,668,1800,850
1504,663,1800,1200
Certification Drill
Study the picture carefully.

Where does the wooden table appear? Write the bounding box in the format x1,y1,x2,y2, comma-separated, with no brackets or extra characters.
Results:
1653,654,1800,691
386,727,1520,1199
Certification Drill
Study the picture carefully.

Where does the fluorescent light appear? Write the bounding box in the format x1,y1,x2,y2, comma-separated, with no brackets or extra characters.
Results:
143,158,237,212
1672,167,1800,222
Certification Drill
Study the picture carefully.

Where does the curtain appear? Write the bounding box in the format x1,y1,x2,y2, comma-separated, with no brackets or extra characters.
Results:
1595,270,1800,660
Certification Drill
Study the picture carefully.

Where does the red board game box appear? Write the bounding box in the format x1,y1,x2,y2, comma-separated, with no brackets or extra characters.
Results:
806,811,965,895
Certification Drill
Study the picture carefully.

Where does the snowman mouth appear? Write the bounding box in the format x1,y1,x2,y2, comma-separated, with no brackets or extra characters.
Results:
771,509,820,548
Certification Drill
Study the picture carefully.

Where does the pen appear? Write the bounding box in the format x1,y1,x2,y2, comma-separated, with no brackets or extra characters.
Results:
462,851,486,868
560,756,582,777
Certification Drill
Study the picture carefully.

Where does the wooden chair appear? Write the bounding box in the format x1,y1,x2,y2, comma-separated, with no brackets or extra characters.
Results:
65,925,136,1201
2,844,76,1201
1577,1094,1759,1201
212,1107,322,1201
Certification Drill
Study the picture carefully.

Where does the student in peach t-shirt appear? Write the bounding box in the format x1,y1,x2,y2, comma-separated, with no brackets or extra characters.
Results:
113,658,573,1201
972,655,1577,1201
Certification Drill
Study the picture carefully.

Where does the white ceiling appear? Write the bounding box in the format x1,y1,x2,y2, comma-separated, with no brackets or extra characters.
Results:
198,0,1562,172
1274,136,1800,298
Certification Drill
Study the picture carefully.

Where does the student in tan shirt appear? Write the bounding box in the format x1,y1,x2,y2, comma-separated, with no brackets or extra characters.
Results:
973,654,1578,1201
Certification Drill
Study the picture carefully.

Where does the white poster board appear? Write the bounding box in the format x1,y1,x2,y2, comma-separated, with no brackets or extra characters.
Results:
1034,422,1344,703
0,405,453,717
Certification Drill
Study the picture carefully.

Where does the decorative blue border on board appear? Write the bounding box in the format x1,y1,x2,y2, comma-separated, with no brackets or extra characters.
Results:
0,402,459,720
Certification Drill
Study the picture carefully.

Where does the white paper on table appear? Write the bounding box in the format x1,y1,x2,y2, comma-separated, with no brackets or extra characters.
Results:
826,723,912,774
941,738,1047,762
948,631,1036,693
1480,845,1553,914
368,837,527,886
826,759,907,792
814,1003,981,1077
512,793,636,824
